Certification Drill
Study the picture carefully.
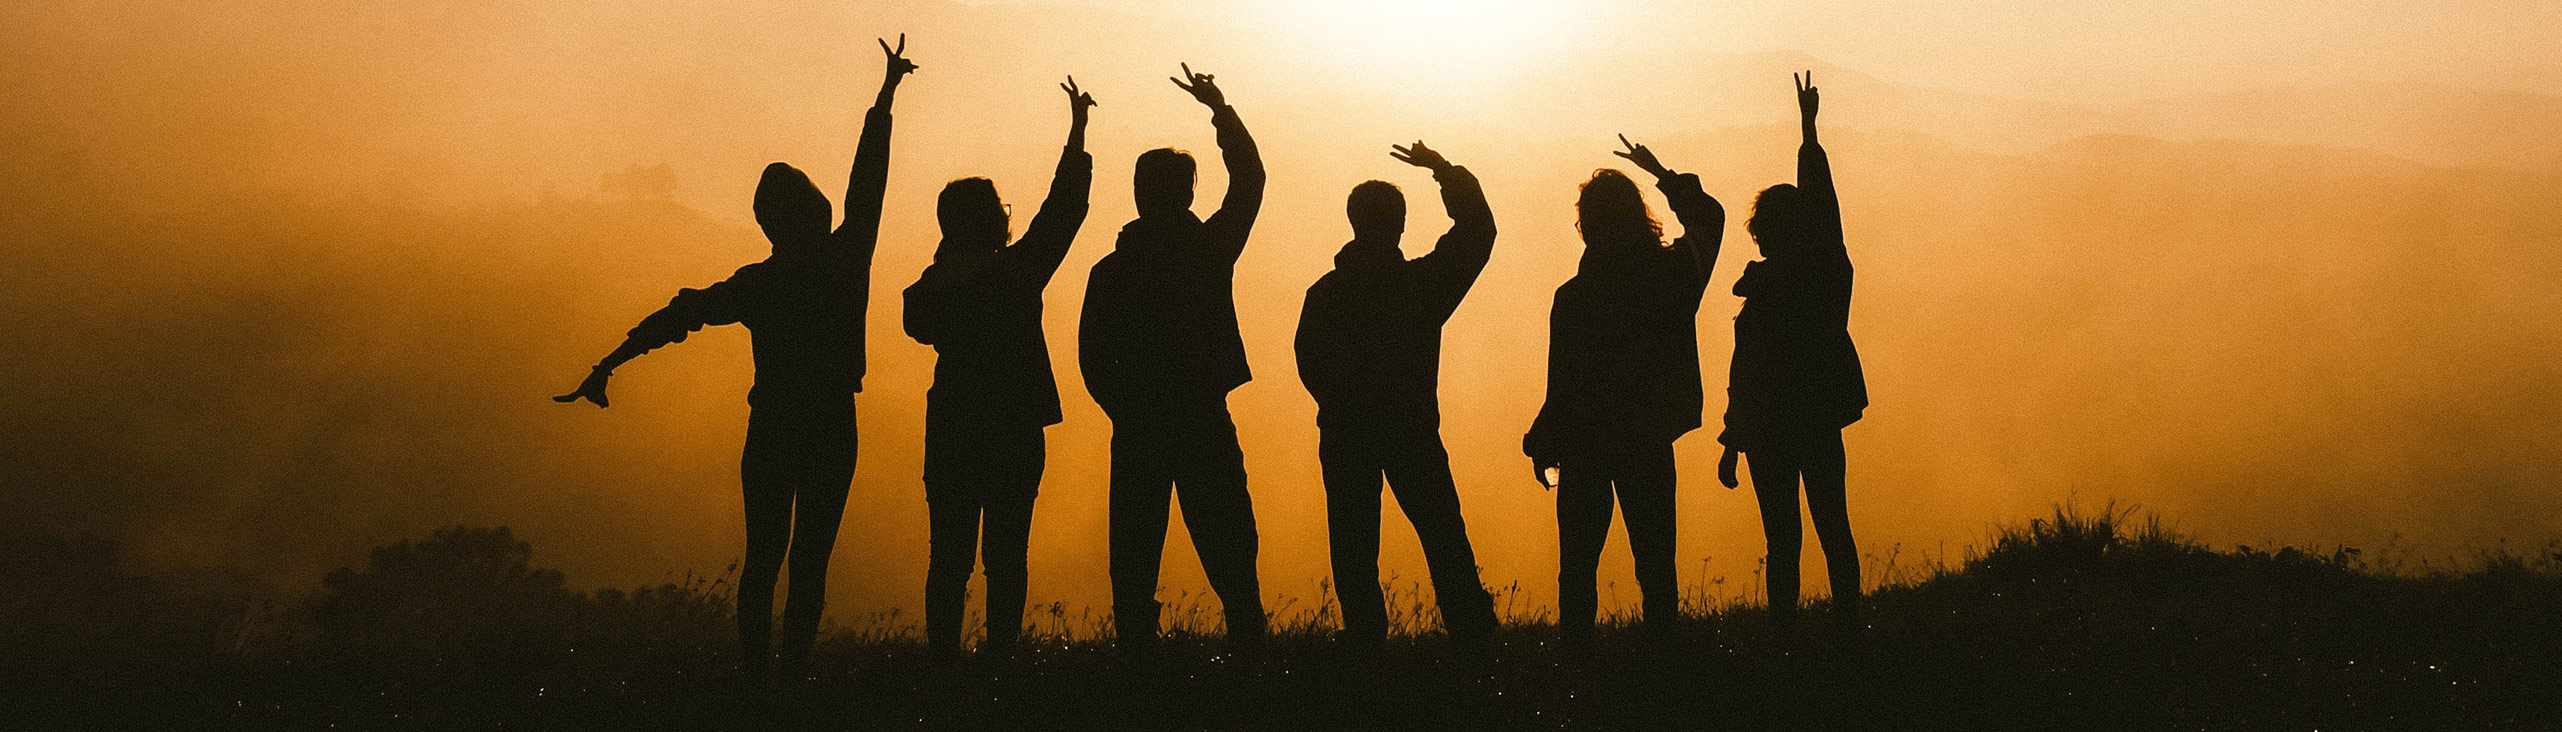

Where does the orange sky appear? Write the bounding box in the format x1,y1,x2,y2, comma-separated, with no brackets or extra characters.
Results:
4,0,2559,627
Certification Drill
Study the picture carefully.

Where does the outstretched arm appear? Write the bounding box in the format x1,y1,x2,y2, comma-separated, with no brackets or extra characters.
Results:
554,277,752,407
837,35,918,248
1004,76,1097,286
1394,141,1495,296
1175,64,1263,260
1795,71,1844,256
1617,134,1724,284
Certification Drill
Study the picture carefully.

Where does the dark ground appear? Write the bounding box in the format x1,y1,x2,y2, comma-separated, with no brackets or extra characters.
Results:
8,506,2560,730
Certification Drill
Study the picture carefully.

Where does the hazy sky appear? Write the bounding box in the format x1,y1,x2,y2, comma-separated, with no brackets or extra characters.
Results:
4,0,2558,625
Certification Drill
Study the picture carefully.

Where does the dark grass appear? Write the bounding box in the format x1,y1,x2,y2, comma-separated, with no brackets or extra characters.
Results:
9,504,2562,730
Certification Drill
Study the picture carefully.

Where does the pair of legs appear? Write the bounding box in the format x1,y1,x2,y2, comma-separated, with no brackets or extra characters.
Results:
736,394,857,683
922,420,1044,657
1555,442,1680,638
1108,397,1265,648
1319,425,1496,644
1744,430,1858,631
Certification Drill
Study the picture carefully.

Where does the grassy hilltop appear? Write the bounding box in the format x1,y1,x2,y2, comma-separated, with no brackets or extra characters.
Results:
8,504,2560,730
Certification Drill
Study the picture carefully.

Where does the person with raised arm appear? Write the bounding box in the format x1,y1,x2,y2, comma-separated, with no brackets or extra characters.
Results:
1523,135,1724,643
553,35,917,687
1294,141,1501,654
903,77,1096,662
1077,64,1267,656
1717,71,1869,638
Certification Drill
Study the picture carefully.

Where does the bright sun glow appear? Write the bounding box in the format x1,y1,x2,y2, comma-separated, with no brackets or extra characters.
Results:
1266,0,1585,80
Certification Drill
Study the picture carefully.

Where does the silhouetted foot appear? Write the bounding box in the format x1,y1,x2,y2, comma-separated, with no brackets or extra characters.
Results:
1226,627,1267,657
1331,630,1385,664
976,638,1017,668
1115,633,1157,667
1768,607,1798,635
1557,623,1596,649
928,640,963,667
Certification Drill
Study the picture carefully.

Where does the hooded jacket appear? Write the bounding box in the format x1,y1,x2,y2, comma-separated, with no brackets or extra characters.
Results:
1522,173,1724,463
902,145,1094,428
1720,140,1866,449
612,103,895,407
1294,165,1495,433
1077,104,1263,417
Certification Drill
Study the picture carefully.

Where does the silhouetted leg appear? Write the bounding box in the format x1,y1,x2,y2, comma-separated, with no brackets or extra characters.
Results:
736,409,796,683
1554,457,1617,640
978,425,1044,655
1108,417,1175,651
1747,447,1805,631
923,493,982,659
1798,431,1858,632
1175,402,1264,642
1616,443,1680,633
776,401,856,681
922,416,989,658
1318,428,1388,643
1383,432,1497,641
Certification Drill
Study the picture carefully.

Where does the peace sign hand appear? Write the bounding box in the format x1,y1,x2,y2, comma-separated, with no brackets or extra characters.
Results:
879,34,919,81
1061,75,1098,113
1795,70,1819,120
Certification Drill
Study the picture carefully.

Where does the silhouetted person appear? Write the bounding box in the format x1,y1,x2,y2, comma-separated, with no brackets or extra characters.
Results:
903,77,1095,661
1523,137,1724,641
1078,64,1266,654
554,35,917,686
1717,72,1867,636
1294,141,1499,651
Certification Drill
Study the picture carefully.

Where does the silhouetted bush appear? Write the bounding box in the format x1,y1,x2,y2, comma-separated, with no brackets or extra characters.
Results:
305,526,733,682
0,533,274,678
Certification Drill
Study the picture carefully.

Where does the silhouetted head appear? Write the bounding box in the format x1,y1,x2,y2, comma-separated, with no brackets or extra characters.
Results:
1346,180,1405,242
1748,183,1809,258
754,162,832,258
935,177,1010,258
1132,148,1196,219
1576,169,1662,250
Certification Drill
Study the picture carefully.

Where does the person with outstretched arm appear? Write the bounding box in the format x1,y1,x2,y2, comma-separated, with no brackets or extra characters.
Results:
1717,71,1869,637
1523,135,1724,643
902,77,1095,662
553,35,916,687
1294,141,1501,654
1077,64,1267,656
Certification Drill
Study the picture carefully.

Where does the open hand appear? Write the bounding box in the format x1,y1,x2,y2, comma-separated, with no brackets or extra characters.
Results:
879,34,919,81
1613,134,1674,180
1389,140,1451,171
1718,447,1741,489
553,369,612,408
1170,63,1225,107
1795,70,1819,120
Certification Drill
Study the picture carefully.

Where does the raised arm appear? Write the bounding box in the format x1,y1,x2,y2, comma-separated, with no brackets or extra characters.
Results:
1001,77,1098,286
836,35,918,251
554,273,756,407
1393,141,1496,296
1174,64,1262,260
1795,71,1844,256
1616,134,1724,284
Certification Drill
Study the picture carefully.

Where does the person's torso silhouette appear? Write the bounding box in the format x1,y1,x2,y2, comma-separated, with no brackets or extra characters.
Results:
1523,145,1724,640
901,78,1094,659
1075,66,1269,652
1722,72,1868,636
1293,142,1501,648
553,36,917,686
